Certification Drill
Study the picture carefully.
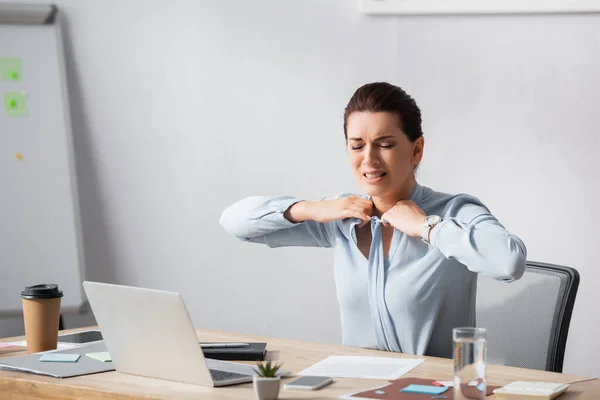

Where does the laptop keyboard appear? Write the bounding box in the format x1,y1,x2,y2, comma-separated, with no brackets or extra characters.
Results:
209,369,251,382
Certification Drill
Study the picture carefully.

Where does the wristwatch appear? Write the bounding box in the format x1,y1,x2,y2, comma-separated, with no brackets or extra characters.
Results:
421,215,443,244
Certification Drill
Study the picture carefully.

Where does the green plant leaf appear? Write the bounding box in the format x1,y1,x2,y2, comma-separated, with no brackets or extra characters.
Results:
255,360,283,377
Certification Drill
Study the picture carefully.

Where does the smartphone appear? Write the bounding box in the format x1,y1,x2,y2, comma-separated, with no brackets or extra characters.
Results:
283,375,333,390
57,330,103,344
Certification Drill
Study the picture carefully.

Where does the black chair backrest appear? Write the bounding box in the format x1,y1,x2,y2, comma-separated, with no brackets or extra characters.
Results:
476,261,579,372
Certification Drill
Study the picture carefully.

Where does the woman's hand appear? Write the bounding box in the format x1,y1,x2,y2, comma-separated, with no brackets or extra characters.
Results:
381,200,426,238
285,196,373,226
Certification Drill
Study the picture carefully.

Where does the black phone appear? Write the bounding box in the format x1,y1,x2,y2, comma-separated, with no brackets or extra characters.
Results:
57,330,103,344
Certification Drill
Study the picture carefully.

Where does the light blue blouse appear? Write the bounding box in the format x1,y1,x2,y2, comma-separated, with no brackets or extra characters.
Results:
219,183,527,358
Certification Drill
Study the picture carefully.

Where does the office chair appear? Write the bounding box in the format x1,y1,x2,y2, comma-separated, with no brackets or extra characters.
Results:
476,261,579,373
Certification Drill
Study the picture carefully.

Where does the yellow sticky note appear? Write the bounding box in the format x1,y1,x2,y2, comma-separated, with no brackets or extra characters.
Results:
16,152,23,161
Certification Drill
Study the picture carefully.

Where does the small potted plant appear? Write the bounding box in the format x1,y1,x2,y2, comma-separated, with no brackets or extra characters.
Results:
253,360,282,400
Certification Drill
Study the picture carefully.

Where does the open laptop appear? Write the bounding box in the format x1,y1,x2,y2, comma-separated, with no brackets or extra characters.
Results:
82,281,286,386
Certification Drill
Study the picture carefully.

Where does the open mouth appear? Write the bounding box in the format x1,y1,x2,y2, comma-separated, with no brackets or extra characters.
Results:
363,172,387,179
362,171,387,182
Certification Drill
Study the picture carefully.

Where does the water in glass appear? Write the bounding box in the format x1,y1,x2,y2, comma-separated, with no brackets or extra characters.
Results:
453,327,487,400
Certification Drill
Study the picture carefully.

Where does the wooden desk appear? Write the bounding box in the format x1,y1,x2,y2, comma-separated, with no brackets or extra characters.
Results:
0,327,596,399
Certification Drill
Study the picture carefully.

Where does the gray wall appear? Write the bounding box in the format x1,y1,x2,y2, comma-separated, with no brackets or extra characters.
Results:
2,0,598,378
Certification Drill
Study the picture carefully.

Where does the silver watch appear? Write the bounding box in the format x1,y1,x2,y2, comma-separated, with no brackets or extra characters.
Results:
421,215,443,244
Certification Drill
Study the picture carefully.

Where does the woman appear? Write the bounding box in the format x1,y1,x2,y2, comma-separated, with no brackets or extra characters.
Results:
219,82,526,358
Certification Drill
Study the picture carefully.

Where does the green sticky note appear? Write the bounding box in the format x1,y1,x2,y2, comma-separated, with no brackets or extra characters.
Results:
0,58,22,81
4,92,28,116
85,352,112,362
39,353,81,363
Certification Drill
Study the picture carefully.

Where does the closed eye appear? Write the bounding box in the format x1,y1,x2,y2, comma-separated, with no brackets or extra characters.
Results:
350,143,394,150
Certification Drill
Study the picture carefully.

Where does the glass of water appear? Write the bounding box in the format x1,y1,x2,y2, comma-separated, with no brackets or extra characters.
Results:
453,327,487,400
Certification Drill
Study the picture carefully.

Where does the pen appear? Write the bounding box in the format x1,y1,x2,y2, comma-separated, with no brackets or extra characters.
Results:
200,342,250,348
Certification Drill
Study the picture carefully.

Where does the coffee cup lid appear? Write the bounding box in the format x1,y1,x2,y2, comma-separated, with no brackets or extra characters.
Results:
21,284,63,299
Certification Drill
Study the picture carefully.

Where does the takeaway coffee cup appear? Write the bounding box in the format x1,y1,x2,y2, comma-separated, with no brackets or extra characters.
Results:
21,284,63,354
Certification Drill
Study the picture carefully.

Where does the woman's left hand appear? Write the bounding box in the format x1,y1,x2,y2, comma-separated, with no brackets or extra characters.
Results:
381,200,426,238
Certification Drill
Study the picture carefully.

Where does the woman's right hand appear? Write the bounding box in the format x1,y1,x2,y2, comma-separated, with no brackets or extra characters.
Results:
285,196,373,226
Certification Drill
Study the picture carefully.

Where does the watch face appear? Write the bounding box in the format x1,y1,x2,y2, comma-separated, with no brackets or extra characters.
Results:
426,215,442,225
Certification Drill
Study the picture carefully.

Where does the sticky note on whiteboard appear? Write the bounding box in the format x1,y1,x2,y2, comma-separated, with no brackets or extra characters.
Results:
0,58,23,81
4,92,28,116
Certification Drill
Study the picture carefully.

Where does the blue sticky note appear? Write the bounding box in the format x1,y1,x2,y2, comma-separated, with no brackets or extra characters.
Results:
400,384,448,395
476,382,486,392
39,353,81,362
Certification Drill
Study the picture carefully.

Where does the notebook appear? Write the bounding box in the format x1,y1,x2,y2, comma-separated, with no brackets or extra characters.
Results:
0,341,114,378
339,377,500,399
200,342,267,361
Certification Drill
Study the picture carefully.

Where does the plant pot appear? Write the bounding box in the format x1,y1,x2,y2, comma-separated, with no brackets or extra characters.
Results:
253,375,281,400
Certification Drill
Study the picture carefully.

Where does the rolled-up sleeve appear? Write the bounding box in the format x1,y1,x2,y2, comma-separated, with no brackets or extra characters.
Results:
430,196,527,282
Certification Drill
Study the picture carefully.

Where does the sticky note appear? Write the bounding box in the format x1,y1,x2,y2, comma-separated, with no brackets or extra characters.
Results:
0,58,22,81
400,384,448,395
39,353,81,362
86,352,111,362
4,92,28,116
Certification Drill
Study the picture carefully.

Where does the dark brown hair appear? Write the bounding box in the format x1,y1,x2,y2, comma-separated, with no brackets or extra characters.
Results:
343,82,423,142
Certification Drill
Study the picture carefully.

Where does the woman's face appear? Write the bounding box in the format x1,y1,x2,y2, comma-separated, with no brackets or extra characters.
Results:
346,111,423,198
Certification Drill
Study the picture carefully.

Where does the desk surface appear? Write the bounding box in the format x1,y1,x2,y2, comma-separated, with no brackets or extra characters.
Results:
0,327,596,399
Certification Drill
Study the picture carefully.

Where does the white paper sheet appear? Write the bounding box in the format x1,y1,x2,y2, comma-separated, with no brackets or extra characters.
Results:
297,356,425,380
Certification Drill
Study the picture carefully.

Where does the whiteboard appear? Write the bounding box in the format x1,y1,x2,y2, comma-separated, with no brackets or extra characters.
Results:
0,4,86,315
